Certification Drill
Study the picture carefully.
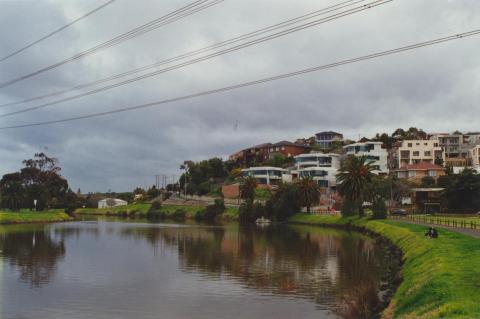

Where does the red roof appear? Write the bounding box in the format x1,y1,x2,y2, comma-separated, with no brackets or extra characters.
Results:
398,162,445,171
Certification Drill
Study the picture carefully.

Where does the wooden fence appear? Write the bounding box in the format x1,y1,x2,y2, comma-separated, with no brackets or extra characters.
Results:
391,215,480,230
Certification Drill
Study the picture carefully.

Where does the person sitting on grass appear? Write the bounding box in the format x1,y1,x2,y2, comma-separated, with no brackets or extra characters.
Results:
425,227,438,238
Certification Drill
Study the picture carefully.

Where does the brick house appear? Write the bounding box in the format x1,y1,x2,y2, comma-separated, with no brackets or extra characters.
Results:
268,141,311,159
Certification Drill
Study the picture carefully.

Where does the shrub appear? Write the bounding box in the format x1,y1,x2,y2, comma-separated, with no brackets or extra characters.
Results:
341,199,359,217
203,199,226,222
371,199,387,219
171,209,186,221
146,200,164,219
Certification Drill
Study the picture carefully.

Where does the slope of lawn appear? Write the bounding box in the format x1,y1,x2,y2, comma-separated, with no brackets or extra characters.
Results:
76,202,239,220
0,209,71,224
289,214,480,319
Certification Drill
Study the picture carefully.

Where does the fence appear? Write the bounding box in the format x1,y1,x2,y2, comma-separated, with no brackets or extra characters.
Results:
391,215,480,230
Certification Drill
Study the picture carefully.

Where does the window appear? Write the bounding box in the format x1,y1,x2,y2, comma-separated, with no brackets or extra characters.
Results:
424,151,431,156
428,170,437,177
424,143,428,146
434,143,438,147
408,171,416,178
318,180,329,188
281,146,285,151
416,142,420,146
408,143,412,147
413,151,420,156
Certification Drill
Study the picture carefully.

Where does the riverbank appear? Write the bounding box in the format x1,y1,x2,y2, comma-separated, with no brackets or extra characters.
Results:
0,209,72,224
289,214,480,319
75,202,239,220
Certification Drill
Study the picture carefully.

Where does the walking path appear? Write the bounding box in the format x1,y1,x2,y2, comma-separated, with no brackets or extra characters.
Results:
388,217,480,239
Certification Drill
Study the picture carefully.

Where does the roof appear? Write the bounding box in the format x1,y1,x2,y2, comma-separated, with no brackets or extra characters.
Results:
315,131,343,137
295,152,339,158
397,162,445,171
272,140,310,148
411,188,445,192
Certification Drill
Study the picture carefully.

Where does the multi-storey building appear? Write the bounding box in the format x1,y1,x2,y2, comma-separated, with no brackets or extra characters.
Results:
343,142,389,174
294,153,341,170
229,143,271,167
315,131,344,150
396,140,444,168
468,145,480,168
268,141,311,159
429,133,469,166
293,153,340,192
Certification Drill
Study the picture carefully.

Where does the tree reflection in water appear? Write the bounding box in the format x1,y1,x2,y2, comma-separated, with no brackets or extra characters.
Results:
119,223,400,318
0,228,65,287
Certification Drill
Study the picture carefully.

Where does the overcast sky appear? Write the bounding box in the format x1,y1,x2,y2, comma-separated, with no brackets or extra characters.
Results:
0,0,479,192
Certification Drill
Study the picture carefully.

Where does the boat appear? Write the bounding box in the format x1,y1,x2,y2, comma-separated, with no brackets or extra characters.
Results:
255,216,272,224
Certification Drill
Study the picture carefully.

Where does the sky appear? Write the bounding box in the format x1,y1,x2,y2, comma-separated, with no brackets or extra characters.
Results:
0,0,479,192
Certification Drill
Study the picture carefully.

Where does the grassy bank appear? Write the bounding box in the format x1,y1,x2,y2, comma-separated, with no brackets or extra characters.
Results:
0,209,71,224
75,202,239,220
289,214,480,319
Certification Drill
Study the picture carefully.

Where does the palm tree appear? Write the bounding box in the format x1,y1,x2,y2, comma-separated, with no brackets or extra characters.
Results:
297,177,320,214
336,155,375,216
240,176,257,202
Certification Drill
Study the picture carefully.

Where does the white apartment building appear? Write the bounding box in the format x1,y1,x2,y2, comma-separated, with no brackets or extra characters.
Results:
343,142,389,174
242,167,288,185
294,153,341,170
293,153,340,191
397,140,444,168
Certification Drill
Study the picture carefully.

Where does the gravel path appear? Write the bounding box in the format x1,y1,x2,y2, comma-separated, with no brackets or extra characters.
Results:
389,218,480,239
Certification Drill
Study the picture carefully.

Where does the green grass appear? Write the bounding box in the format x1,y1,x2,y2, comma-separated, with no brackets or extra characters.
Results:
0,209,71,224
76,202,239,220
75,202,151,215
289,214,480,319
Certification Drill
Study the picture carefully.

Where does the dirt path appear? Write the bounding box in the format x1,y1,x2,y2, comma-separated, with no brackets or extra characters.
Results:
389,218,480,239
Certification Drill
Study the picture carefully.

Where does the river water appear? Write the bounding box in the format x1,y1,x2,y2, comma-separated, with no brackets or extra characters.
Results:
0,219,400,319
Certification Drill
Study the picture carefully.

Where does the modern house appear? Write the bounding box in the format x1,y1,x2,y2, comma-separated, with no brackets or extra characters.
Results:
396,140,444,168
268,141,311,159
293,153,341,192
315,131,343,150
98,198,128,209
394,162,445,183
294,153,341,170
241,166,289,185
343,142,389,174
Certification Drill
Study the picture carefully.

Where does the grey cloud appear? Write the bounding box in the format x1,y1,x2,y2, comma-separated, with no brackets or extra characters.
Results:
1,0,480,191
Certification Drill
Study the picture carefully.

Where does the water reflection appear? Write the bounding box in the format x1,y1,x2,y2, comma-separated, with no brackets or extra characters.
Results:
117,223,399,318
0,227,65,287
1,221,400,319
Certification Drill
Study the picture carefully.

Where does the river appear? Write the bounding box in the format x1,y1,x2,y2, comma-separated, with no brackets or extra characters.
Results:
0,219,400,319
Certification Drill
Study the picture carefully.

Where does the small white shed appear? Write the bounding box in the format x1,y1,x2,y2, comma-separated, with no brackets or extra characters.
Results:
98,198,128,209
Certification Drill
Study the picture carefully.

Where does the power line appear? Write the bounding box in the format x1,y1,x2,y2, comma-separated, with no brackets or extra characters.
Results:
0,0,117,63
0,0,223,89
0,0,368,109
0,0,391,118
0,29,478,130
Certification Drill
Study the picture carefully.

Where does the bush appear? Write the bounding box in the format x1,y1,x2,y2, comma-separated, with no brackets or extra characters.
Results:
341,199,359,217
146,200,165,219
372,199,387,219
202,199,226,222
171,209,186,221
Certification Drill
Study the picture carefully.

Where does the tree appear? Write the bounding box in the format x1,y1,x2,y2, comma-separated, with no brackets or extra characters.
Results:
297,177,320,214
440,169,480,213
421,176,436,188
0,153,71,211
337,155,375,217
240,177,257,202
266,183,301,221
